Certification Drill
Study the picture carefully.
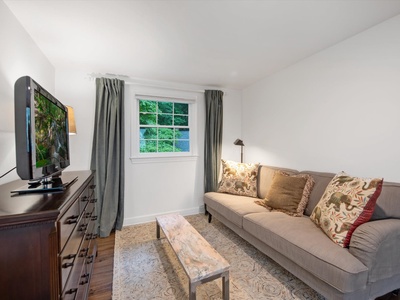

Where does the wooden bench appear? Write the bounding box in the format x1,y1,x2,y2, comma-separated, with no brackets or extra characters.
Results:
156,213,230,300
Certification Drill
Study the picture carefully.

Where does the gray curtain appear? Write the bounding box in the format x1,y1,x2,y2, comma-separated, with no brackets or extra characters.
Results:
91,78,125,237
204,90,223,193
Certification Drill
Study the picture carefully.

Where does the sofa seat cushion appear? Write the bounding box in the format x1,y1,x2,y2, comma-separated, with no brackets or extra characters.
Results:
204,192,268,228
242,212,368,293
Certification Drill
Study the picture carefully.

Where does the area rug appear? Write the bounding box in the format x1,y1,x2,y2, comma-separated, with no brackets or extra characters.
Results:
112,214,325,300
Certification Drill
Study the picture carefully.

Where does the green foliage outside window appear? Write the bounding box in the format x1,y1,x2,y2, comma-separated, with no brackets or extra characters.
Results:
139,99,190,153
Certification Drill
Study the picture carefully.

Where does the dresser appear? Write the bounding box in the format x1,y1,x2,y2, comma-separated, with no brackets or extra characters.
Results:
0,170,97,300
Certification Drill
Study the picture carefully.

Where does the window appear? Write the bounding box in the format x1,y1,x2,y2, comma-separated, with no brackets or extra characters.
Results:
139,99,189,153
130,92,197,162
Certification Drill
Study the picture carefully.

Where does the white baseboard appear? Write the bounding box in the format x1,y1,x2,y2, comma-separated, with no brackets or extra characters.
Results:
123,205,206,226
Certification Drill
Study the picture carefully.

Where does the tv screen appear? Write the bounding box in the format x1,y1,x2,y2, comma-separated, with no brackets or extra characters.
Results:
34,90,69,171
14,76,70,184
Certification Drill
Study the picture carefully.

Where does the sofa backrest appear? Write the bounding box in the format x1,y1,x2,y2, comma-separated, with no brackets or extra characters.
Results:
257,165,298,199
371,181,400,220
257,166,400,219
299,171,335,216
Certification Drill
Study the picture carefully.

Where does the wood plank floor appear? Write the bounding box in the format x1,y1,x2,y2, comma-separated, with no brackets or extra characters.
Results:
88,231,115,300
87,229,399,300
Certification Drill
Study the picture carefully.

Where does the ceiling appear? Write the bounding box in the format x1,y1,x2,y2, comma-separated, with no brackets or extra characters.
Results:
5,0,400,89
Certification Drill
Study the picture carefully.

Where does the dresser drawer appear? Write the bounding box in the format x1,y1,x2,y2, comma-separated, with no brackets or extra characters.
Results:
75,237,97,300
59,212,89,290
58,198,81,252
61,253,85,300
79,187,90,215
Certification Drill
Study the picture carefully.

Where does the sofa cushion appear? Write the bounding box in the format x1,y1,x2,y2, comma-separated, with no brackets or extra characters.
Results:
204,192,267,228
242,212,368,293
310,172,383,248
218,159,259,197
255,172,315,217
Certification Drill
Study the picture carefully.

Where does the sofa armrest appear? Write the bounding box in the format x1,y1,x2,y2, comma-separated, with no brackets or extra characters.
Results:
349,218,400,283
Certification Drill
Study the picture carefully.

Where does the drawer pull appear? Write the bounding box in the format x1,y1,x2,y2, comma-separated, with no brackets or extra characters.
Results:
81,196,89,202
86,255,94,264
79,224,88,232
90,198,97,203
65,215,79,224
79,247,89,257
62,262,74,268
63,254,76,260
65,288,78,295
90,184,96,189
80,273,90,285
91,233,98,240
85,212,92,218
85,233,92,240
91,215,98,221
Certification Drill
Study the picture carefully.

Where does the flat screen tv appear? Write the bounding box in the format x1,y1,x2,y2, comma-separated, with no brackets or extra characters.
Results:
12,76,75,194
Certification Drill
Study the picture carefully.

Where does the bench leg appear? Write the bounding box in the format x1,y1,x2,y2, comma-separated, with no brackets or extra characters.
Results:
208,213,212,223
189,282,197,300
156,222,160,239
222,272,229,300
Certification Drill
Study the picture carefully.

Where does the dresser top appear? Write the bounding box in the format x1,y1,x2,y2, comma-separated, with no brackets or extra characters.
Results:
0,170,94,226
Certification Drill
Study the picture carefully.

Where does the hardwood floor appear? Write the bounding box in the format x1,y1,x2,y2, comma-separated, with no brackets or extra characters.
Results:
87,230,399,300
88,231,115,300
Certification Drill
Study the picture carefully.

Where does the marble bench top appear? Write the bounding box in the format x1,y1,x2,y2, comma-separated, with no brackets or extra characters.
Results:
156,213,230,283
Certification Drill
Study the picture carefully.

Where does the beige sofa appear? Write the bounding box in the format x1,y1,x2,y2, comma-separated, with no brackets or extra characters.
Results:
204,165,400,300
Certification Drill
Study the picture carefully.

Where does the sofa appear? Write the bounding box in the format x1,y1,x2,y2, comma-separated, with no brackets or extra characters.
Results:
204,164,400,300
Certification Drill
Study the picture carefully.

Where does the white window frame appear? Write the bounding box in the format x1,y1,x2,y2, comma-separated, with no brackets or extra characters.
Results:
130,92,198,163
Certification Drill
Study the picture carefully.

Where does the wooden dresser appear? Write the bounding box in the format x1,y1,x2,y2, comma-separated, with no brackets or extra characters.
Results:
0,170,97,300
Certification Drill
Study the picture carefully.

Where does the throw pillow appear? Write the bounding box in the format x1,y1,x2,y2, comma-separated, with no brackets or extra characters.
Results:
218,159,259,197
255,171,315,217
310,171,383,248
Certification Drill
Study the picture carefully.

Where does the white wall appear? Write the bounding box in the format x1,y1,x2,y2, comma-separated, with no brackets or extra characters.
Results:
0,2,55,185
55,69,95,171
243,15,400,182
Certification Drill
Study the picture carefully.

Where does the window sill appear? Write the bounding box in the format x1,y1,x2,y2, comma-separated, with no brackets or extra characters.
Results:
129,155,198,164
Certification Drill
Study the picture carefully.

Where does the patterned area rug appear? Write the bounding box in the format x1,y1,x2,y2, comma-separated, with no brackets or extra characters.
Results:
112,214,325,300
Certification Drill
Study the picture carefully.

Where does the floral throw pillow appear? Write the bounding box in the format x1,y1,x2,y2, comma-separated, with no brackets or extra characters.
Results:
218,159,259,197
310,172,383,248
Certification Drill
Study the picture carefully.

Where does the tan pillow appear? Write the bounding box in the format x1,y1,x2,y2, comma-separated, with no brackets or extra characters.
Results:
255,171,315,216
310,172,383,248
217,159,259,197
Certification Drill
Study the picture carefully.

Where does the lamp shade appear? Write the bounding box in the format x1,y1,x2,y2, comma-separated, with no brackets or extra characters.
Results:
233,138,244,162
66,105,77,135
233,139,244,146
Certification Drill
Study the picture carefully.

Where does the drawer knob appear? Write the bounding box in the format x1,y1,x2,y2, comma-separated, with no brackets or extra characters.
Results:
91,215,98,221
90,198,98,203
89,184,96,189
81,196,89,202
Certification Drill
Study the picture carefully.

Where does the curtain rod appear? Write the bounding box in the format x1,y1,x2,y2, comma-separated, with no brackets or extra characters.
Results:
88,73,205,94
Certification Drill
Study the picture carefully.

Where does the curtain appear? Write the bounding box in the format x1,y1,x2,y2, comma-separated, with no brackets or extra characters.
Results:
91,78,125,237
204,90,223,193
